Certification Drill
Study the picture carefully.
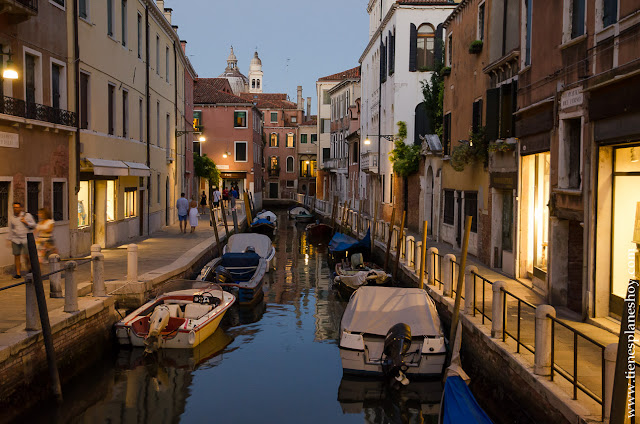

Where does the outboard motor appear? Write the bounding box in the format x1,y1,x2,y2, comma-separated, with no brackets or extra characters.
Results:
383,323,412,386
214,265,234,286
144,304,171,354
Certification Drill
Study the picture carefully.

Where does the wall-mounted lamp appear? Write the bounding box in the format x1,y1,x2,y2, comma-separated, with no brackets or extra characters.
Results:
222,151,230,159
1,49,18,80
176,129,205,142
364,134,394,145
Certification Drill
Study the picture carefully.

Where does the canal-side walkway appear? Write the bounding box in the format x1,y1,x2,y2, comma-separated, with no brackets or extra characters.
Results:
0,208,245,333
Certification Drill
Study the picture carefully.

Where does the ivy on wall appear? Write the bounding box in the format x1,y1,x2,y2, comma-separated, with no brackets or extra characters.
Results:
389,121,421,177
449,127,489,172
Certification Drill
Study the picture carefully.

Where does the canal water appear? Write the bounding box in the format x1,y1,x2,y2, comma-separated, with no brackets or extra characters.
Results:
14,209,498,424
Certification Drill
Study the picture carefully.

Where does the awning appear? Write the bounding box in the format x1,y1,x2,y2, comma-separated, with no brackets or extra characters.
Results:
82,158,129,176
123,161,151,177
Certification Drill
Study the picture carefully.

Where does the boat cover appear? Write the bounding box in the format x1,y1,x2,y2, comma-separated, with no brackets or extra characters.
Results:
336,269,389,287
329,228,371,253
289,206,310,216
252,218,275,226
341,287,441,337
255,210,277,223
226,234,272,258
220,252,261,282
441,376,493,424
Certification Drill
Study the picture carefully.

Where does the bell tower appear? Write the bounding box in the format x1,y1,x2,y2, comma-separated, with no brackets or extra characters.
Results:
248,51,263,94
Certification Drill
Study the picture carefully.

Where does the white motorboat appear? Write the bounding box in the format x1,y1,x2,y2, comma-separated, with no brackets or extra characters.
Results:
339,286,446,382
223,233,275,271
288,206,314,223
115,280,235,351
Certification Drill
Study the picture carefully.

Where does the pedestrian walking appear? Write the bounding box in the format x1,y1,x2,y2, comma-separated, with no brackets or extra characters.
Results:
35,208,58,264
230,186,239,211
188,200,199,233
212,187,222,222
176,192,189,234
8,202,36,279
222,187,229,209
199,191,207,214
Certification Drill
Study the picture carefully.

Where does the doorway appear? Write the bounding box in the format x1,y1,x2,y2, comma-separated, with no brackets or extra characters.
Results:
456,191,462,246
269,182,278,199
139,190,144,236
165,177,169,226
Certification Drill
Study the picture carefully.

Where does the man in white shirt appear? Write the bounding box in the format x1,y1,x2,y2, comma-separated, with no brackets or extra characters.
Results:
212,187,222,223
8,202,36,279
176,193,189,234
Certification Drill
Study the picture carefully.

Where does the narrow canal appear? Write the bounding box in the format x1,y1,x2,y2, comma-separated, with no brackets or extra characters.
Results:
14,209,506,424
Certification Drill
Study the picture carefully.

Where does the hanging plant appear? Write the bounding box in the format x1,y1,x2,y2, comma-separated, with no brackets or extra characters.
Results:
448,127,489,172
488,141,516,153
389,121,421,177
440,66,451,76
469,40,483,54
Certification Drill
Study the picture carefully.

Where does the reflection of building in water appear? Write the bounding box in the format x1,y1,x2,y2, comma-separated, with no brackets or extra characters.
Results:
313,235,346,342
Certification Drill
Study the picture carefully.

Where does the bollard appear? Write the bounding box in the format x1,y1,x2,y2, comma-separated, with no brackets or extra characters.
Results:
427,247,438,286
90,244,101,283
415,241,422,275
443,254,456,297
232,209,239,233
25,274,41,331
48,254,63,298
92,253,106,297
491,280,508,339
464,266,478,315
64,261,78,313
603,343,617,421
127,244,138,283
534,305,556,375
406,236,414,268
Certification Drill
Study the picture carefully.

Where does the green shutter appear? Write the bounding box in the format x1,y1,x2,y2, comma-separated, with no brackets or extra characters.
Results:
293,134,296,147
485,88,500,141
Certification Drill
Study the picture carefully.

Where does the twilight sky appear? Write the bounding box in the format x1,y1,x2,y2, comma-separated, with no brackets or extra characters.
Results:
165,0,369,114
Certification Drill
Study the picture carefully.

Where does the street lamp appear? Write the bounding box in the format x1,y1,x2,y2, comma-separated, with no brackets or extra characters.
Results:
175,129,205,142
222,151,230,159
1,49,18,80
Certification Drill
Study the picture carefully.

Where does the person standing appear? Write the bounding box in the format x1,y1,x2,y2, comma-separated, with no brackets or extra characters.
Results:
35,208,57,263
199,191,207,214
176,192,189,234
188,200,199,233
212,187,222,223
8,202,36,279
222,187,229,209
230,186,239,211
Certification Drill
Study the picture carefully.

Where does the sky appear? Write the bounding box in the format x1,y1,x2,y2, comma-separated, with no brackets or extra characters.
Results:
165,0,369,115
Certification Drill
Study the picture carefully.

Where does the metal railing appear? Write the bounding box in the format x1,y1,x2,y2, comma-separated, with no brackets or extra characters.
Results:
472,271,492,324
549,315,606,418
451,259,463,300
1,96,76,126
433,251,443,289
501,288,536,355
6,0,38,12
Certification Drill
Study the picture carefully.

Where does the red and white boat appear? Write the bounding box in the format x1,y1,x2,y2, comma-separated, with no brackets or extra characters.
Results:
115,280,235,351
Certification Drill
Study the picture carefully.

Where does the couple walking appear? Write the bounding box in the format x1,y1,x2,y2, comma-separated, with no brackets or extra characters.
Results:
176,193,199,234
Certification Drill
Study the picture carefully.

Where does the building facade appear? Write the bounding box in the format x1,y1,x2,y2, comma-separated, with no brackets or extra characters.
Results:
297,115,318,196
181,39,197,200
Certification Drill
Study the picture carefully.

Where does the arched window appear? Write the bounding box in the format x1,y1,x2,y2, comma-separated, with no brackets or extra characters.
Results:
286,156,294,173
252,79,256,89
256,80,260,89
417,24,435,70
270,132,278,147
414,102,430,145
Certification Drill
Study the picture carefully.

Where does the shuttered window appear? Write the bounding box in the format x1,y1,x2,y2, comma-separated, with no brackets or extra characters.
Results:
443,113,451,155
434,24,444,66
444,190,455,225
472,99,483,134
388,30,395,76
464,192,478,233
409,23,417,72
485,88,500,141
380,39,387,83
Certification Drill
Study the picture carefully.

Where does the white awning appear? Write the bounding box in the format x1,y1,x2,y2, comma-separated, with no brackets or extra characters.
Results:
123,161,151,177
82,158,129,176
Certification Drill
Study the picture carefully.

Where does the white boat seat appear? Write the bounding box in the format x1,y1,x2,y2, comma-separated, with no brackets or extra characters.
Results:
184,303,212,320
165,304,183,318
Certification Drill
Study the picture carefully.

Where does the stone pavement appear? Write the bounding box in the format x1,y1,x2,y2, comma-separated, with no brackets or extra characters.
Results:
0,207,244,333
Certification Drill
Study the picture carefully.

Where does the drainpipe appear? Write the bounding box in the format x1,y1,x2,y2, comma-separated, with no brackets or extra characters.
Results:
174,41,178,191
73,0,80,194
145,5,150,235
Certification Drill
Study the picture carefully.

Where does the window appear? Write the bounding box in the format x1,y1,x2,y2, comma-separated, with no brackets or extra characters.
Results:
137,13,142,58
79,0,88,19
107,0,114,36
122,90,129,138
25,54,37,106
52,181,65,221
78,181,91,227
286,180,295,188
322,90,330,104
321,119,330,133
286,133,295,148
603,0,618,28
380,38,387,83
156,35,160,75
478,3,485,41
311,134,317,143
139,98,143,141
80,72,89,129
444,190,455,225
165,46,170,81
416,24,435,71
106,180,116,221
560,118,582,189
270,112,278,123
464,192,478,233
352,142,359,163
51,0,64,6
571,0,585,38
300,160,316,177
156,101,160,145
270,133,279,147
472,99,483,133
0,181,9,227
524,0,532,66
300,134,308,144
235,141,247,162
388,29,395,75
234,111,247,128
389,173,393,202
322,148,330,162
447,34,452,66
124,187,136,218
443,113,451,155
108,84,115,135
286,156,294,173
252,79,256,89
415,102,429,145
121,0,127,46
166,114,170,153
51,64,62,109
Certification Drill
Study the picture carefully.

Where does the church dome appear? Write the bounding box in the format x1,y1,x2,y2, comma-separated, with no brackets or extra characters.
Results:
219,46,249,95
250,51,262,67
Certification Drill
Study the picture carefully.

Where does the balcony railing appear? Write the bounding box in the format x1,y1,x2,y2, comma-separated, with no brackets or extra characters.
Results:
360,151,378,173
267,167,280,177
1,96,76,127
0,0,38,17
324,157,347,171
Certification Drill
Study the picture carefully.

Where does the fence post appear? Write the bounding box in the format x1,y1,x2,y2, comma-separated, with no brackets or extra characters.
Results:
464,266,478,315
491,280,508,338
48,254,63,298
90,244,101,283
25,274,41,331
415,240,422,274
92,253,106,297
443,254,456,297
64,261,78,313
127,244,138,283
603,343,617,421
534,305,556,375
427,247,438,286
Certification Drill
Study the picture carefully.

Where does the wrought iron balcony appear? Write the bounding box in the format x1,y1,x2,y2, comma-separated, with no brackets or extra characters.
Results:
360,151,378,174
0,0,38,21
324,157,347,171
0,96,76,127
267,167,280,177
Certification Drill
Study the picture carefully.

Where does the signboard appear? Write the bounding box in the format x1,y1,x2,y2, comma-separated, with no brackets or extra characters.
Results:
0,132,19,149
490,172,517,190
220,172,246,179
217,165,230,170
560,87,583,110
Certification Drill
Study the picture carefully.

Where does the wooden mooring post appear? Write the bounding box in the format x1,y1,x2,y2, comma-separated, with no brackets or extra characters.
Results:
219,199,230,239
448,215,473,362
384,208,396,272
210,199,222,257
419,220,428,289
393,210,407,280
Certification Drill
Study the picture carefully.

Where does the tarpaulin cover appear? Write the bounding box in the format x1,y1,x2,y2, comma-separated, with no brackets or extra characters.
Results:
441,376,493,424
255,211,277,223
252,218,274,226
289,206,310,216
340,286,441,337
329,228,371,253
226,234,273,259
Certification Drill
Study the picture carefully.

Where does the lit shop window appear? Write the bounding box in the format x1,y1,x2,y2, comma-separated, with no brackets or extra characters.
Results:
124,187,137,218
78,181,91,228
107,180,116,221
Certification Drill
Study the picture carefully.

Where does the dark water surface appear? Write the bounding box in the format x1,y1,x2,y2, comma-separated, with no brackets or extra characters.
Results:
15,210,468,424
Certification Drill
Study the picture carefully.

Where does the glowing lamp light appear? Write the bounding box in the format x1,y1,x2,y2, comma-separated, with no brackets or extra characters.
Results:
222,152,228,159
2,60,18,80
305,160,310,165
364,137,371,145
198,135,206,142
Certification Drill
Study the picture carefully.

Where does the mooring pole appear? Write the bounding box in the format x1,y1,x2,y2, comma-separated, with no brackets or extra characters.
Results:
448,215,473,361
210,199,222,257
393,210,407,280
219,199,230,239
419,220,428,290
384,208,396,272
371,188,379,252
26,233,63,402
243,193,253,224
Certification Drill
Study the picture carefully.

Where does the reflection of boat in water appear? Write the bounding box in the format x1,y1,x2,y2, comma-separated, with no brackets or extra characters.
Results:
222,299,267,327
338,376,441,422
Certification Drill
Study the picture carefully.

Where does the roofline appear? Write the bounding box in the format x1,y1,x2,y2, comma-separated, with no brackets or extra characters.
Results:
328,78,360,95
442,0,470,28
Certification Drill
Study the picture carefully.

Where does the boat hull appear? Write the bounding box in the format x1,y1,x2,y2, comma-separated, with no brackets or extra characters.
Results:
306,223,333,239
249,223,276,237
339,347,446,378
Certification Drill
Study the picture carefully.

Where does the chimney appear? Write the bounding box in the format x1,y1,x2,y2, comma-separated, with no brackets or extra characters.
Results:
180,40,187,54
297,86,303,110
306,97,311,118
163,8,172,24
157,0,164,11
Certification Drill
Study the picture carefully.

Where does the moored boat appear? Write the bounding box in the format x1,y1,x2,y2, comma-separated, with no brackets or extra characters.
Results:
328,228,371,269
223,233,276,272
333,254,391,299
339,286,446,381
114,280,235,351
305,221,333,239
288,206,314,223
249,210,277,237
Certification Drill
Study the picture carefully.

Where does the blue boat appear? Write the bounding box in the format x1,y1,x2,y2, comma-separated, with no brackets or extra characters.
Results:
328,228,371,269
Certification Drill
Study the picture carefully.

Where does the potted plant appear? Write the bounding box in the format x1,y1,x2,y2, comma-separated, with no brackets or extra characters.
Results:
469,40,483,54
440,66,451,76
